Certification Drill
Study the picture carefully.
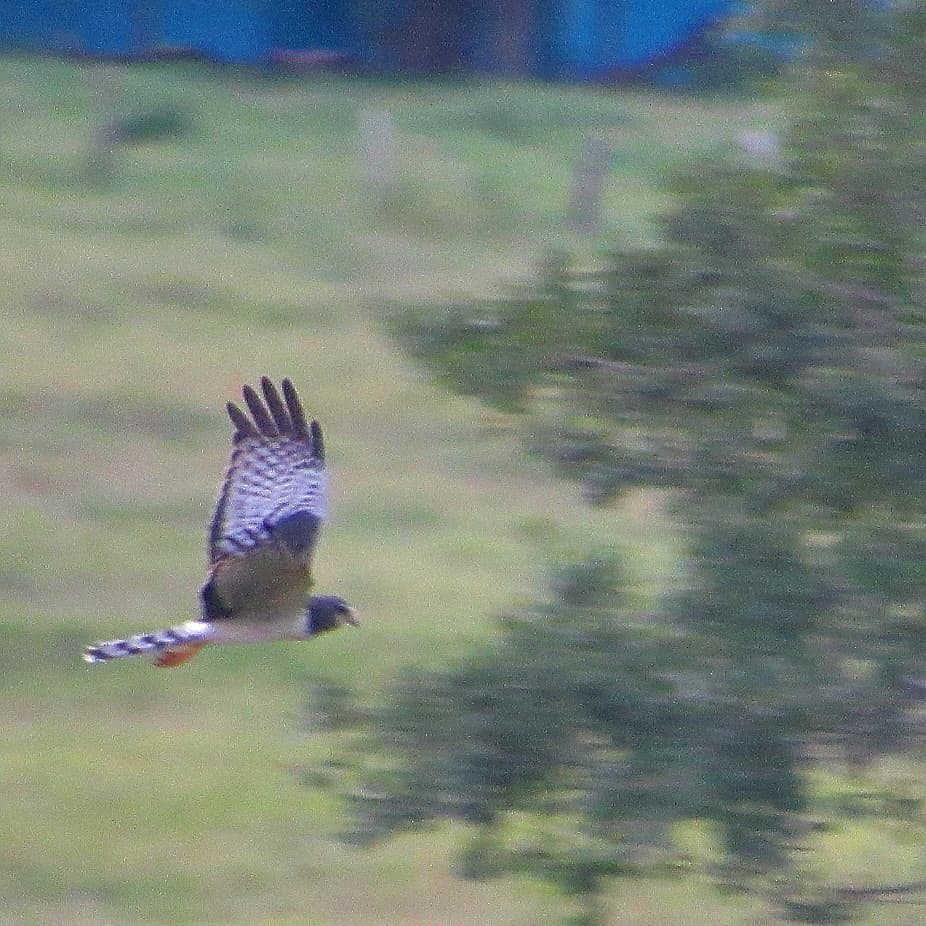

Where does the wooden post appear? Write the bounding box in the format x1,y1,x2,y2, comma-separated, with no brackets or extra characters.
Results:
87,65,121,183
569,134,613,235
358,108,397,204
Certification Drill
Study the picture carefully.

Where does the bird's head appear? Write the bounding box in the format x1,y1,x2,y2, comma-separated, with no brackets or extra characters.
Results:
306,595,359,636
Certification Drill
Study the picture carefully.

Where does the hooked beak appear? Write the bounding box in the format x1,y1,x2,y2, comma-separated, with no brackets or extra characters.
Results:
342,607,360,627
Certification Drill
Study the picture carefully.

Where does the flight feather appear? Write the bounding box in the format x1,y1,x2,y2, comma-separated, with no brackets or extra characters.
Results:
83,376,355,668
208,377,327,564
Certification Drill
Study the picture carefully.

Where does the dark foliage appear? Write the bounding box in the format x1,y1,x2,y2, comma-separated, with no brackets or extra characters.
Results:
342,3,926,924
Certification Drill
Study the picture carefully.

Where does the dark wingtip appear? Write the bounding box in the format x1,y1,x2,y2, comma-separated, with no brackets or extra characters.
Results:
260,376,291,434
226,401,258,441
243,383,279,438
224,378,320,448
281,378,310,438
311,419,324,462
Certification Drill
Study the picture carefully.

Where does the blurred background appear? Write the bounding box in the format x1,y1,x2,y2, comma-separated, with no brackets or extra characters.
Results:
2,1,925,924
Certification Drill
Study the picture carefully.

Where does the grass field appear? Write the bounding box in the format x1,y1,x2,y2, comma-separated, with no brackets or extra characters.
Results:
3,55,920,926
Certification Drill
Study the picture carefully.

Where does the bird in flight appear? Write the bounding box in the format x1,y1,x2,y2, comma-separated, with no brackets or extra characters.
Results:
84,377,357,667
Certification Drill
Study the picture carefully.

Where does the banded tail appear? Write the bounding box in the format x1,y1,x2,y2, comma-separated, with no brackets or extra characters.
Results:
83,621,214,666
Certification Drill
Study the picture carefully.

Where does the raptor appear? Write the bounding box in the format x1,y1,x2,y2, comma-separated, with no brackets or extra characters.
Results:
84,377,356,667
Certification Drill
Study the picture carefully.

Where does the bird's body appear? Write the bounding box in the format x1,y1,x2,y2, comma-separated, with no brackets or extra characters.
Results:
84,377,356,667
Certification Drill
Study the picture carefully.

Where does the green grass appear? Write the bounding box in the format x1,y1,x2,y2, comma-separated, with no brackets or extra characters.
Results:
2,54,920,926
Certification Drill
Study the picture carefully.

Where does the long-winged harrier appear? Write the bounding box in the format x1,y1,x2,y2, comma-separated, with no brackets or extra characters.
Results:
84,377,357,667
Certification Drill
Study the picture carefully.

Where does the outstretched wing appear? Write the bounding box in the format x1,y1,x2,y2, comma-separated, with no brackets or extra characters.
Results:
208,377,327,571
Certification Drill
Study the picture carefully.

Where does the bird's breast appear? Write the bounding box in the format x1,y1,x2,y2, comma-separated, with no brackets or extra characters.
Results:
208,611,307,644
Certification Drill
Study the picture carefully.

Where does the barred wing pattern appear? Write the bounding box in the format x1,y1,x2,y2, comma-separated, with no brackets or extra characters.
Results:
82,376,355,667
208,377,327,564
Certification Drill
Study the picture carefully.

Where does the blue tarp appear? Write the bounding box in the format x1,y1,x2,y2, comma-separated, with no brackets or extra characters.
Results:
0,1,732,77
542,0,730,78
0,0,134,57
0,0,359,62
